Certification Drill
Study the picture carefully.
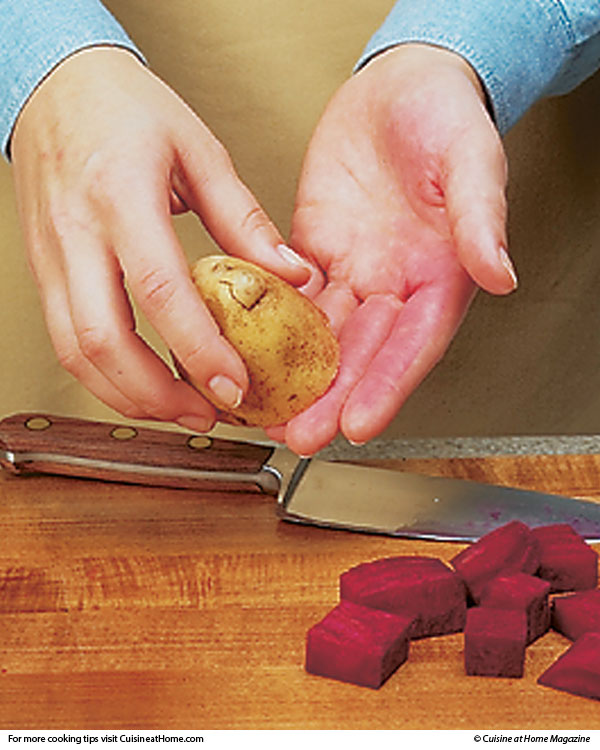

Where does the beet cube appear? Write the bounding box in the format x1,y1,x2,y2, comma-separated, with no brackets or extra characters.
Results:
305,600,413,688
451,521,540,603
339,556,466,639
532,525,598,592
538,632,600,701
552,589,600,640
531,524,581,545
479,573,551,643
464,607,528,678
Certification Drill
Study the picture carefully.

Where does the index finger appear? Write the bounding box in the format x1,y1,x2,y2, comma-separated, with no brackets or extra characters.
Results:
281,293,403,455
111,187,250,410
340,272,476,445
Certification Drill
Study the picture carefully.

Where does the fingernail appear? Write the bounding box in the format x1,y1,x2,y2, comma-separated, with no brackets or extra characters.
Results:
277,243,309,268
209,375,243,409
177,415,214,433
498,245,518,290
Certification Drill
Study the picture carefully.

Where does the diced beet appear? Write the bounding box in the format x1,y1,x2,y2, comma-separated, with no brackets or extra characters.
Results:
339,556,466,639
552,589,600,640
536,541,598,592
479,572,551,643
538,632,600,701
531,524,582,545
305,600,413,688
464,607,528,678
531,524,598,592
450,521,540,603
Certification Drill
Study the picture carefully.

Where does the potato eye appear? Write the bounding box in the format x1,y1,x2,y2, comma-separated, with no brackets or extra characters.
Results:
219,268,267,309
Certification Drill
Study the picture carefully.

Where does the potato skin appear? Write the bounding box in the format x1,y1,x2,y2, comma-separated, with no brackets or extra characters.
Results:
188,255,339,427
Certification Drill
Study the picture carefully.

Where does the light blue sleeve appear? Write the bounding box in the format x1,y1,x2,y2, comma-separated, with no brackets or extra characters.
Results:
356,0,600,134
0,0,145,159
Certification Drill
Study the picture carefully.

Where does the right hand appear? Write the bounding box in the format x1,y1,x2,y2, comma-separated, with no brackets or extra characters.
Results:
10,46,311,433
268,44,514,455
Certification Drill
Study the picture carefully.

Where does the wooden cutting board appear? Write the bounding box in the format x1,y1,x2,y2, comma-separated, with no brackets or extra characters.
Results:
1,452,599,730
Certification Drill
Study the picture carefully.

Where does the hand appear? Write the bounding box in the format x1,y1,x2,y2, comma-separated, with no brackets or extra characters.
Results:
270,44,516,455
10,47,310,432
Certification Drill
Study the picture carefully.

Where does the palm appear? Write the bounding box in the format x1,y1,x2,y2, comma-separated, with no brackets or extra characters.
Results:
293,126,467,303
276,47,509,455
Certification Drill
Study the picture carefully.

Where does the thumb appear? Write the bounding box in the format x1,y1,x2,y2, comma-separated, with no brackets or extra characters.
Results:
173,127,312,286
443,123,517,295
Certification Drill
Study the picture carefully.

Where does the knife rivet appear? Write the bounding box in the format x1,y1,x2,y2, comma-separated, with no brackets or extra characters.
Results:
110,426,138,441
187,435,212,450
24,416,52,431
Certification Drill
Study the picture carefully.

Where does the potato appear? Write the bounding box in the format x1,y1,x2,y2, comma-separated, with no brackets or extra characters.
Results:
186,255,339,427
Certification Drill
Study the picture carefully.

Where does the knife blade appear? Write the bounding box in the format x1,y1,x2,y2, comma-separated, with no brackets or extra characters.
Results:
2,412,600,541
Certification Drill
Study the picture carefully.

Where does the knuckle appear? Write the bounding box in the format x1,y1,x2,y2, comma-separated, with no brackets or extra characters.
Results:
202,134,231,170
240,205,270,235
177,340,213,381
76,324,113,362
135,385,184,420
81,160,121,209
45,193,99,250
46,198,81,240
135,267,178,314
80,148,146,210
54,341,86,377
121,404,149,419
81,150,110,187
181,129,230,176
136,395,168,418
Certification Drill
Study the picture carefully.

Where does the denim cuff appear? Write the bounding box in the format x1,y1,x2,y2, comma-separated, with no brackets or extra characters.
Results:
355,0,581,134
0,0,144,159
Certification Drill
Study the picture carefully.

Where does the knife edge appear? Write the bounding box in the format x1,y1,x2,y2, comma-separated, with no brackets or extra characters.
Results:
277,457,600,542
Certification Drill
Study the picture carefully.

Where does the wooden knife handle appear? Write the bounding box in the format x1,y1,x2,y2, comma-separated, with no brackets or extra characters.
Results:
0,413,276,492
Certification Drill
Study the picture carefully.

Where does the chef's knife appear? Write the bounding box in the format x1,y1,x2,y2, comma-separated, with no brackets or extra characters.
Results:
2,412,600,541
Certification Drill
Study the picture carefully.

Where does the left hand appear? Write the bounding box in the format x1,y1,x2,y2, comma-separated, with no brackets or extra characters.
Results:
10,48,309,432
268,44,516,455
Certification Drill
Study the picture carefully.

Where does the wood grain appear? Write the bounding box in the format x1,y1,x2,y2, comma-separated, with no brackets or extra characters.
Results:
1,452,599,730
0,413,274,490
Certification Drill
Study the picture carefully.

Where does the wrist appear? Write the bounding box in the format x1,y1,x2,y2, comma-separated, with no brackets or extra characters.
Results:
360,43,489,110
11,46,144,160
